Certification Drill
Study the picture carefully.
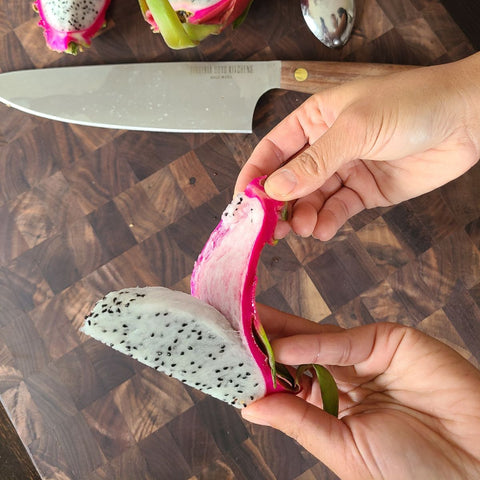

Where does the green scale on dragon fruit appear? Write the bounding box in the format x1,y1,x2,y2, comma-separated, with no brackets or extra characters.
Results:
83,177,338,413
34,0,111,54
138,0,254,49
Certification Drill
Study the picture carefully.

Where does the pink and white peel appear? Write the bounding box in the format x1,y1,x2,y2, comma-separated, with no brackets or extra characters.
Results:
191,177,289,396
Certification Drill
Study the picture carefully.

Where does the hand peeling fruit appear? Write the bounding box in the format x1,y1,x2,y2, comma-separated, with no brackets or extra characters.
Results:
33,0,111,54
82,177,338,414
137,0,254,49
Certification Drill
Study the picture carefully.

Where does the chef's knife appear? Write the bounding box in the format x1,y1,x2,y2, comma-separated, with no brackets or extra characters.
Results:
0,61,412,133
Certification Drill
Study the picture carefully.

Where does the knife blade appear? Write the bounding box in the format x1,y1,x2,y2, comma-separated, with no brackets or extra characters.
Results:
0,61,412,133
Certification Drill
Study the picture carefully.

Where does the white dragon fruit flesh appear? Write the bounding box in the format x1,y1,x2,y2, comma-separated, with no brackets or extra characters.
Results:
33,0,111,54
137,0,253,49
82,178,338,412
82,287,267,407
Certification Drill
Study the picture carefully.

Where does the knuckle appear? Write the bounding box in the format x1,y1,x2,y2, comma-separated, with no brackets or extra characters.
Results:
295,150,328,179
338,334,354,365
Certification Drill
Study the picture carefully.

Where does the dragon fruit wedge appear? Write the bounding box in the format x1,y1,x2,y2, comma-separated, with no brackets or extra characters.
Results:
33,0,112,54
82,178,338,413
137,0,253,49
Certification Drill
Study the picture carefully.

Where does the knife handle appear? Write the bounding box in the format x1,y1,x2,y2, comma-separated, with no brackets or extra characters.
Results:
280,60,416,94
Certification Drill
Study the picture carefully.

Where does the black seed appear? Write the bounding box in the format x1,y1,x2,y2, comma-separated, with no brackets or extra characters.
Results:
150,333,155,337
87,320,91,325
122,324,128,328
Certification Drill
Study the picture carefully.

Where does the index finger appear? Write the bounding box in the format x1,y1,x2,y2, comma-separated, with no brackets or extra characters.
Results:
257,303,341,339
235,101,313,193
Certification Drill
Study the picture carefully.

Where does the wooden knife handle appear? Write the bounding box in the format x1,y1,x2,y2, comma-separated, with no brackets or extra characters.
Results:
280,60,416,94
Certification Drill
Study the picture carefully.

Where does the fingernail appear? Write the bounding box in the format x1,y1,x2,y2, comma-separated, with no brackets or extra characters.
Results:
266,169,297,197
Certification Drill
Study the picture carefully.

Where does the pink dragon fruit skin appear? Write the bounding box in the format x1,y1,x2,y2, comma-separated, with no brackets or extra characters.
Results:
171,0,250,25
138,0,253,49
191,177,288,397
33,0,111,54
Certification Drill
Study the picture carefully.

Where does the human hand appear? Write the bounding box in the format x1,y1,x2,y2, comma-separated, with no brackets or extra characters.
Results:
242,305,480,480
236,53,480,240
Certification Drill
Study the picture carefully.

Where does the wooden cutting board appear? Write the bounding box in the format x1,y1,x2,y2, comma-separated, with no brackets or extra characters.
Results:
0,1,479,479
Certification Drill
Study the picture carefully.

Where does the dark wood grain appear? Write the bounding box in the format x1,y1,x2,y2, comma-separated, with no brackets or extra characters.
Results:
0,0,479,479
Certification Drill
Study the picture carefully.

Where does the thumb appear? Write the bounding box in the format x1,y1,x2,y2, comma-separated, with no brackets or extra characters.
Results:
264,113,364,201
242,394,359,478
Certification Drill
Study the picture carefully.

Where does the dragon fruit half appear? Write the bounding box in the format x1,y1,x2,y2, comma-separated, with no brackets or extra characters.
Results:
33,0,111,54
82,178,338,412
137,0,253,49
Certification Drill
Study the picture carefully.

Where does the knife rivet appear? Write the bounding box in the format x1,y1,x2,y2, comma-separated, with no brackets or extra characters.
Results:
294,68,308,82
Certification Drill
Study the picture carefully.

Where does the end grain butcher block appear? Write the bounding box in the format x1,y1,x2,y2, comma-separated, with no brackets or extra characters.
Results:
0,0,479,479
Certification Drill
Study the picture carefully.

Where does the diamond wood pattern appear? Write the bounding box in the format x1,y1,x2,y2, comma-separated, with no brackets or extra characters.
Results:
0,0,479,479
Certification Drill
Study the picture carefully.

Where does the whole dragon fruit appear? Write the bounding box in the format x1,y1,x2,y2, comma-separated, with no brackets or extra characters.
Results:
82,178,338,412
137,0,253,49
33,0,112,54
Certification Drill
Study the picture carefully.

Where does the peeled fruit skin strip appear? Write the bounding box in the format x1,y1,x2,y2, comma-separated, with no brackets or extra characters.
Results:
191,177,288,396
